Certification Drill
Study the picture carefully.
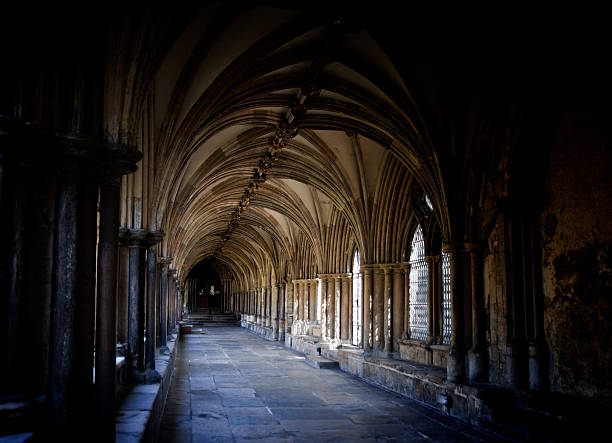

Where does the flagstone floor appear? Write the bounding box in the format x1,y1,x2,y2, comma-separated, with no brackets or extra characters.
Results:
160,325,506,442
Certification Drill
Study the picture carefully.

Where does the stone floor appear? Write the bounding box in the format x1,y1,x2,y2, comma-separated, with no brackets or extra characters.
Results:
160,325,508,442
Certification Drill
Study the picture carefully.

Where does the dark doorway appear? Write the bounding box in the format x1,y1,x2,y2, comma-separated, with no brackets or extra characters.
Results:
187,259,222,312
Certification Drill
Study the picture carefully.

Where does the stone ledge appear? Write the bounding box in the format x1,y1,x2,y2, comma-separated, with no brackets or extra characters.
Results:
115,333,178,443
305,355,339,369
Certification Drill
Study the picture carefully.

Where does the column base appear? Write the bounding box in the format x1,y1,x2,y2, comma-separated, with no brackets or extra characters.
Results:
467,349,486,383
447,347,465,384
145,369,162,384
159,346,170,355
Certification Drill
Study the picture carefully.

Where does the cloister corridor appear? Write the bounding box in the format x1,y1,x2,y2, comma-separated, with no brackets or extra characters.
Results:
158,312,501,443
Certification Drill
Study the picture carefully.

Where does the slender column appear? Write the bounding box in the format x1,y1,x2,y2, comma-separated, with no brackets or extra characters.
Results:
144,233,163,382
443,243,466,383
271,284,279,340
50,171,98,434
95,179,121,438
309,279,318,323
361,266,373,350
158,257,170,352
340,275,350,341
285,282,293,337
383,266,393,353
300,280,308,320
402,263,411,338
392,264,405,353
467,245,486,383
127,231,148,380
372,265,385,352
266,287,272,329
425,256,436,343
328,277,337,339
278,283,285,341
293,281,299,323
117,242,130,346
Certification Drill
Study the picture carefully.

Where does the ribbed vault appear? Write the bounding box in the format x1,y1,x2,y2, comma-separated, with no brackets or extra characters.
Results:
128,3,440,290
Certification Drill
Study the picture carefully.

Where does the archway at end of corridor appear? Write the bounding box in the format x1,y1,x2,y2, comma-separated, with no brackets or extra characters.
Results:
185,259,223,312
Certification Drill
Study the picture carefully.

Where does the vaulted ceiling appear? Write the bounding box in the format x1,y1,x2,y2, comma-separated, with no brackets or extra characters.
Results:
127,3,437,285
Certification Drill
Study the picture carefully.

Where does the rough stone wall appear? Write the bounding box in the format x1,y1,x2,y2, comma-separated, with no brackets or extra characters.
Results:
540,111,612,400
484,216,510,386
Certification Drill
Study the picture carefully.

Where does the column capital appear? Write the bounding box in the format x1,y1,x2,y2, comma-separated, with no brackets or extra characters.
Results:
158,256,172,266
119,228,164,247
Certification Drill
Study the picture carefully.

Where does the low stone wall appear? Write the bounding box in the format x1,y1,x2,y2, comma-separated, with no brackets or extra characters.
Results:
115,332,179,442
398,340,449,368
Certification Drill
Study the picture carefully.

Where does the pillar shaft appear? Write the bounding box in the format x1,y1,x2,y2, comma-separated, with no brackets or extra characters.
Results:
392,265,404,353
340,277,350,341
128,245,146,374
271,284,279,340
50,173,98,433
310,279,318,323
326,278,335,338
362,267,373,350
383,266,393,353
95,180,120,439
372,267,385,351
444,243,466,383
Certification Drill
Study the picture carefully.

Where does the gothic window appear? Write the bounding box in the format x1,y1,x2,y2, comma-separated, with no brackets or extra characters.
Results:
352,250,362,346
442,252,451,344
409,225,428,341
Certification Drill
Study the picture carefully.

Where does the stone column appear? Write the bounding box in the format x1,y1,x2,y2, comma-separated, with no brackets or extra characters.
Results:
285,282,293,338
372,265,385,352
50,167,98,433
297,281,304,322
94,179,121,438
144,233,163,383
467,245,487,383
402,263,411,338
271,284,279,340
326,277,335,338
309,279,318,323
361,266,373,350
340,275,351,342
383,266,393,353
168,270,177,332
117,241,130,346
392,264,405,353
443,243,466,383
425,256,436,343
278,283,286,341
266,287,272,329
293,280,300,323
126,230,151,381
158,257,171,352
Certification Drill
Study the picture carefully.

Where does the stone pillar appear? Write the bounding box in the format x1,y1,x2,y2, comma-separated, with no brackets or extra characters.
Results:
326,277,335,338
285,282,293,338
50,168,98,433
158,257,171,352
144,233,163,382
297,281,304,322
361,266,373,350
443,243,466,383
293,280,300,322
278,283,285,341
94,179,121,438
168,270,177,332
425,256,436,343
392,265,405,353
271,284,279,340
309,279,318,323
340,275,351,342
125,230,152,380
266,287,272,329
117,242,130,346
372,265,385,352
402,263,411,338
383,266,393,353
467,245,487,383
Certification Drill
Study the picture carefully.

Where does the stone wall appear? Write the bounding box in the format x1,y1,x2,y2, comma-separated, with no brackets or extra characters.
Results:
540,111,612,400
484,217,511,386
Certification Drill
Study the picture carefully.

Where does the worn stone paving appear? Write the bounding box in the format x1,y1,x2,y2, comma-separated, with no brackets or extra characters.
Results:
160,326,506,442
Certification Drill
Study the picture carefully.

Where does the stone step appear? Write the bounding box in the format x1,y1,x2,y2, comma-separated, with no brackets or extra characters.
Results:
304,355,339,369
